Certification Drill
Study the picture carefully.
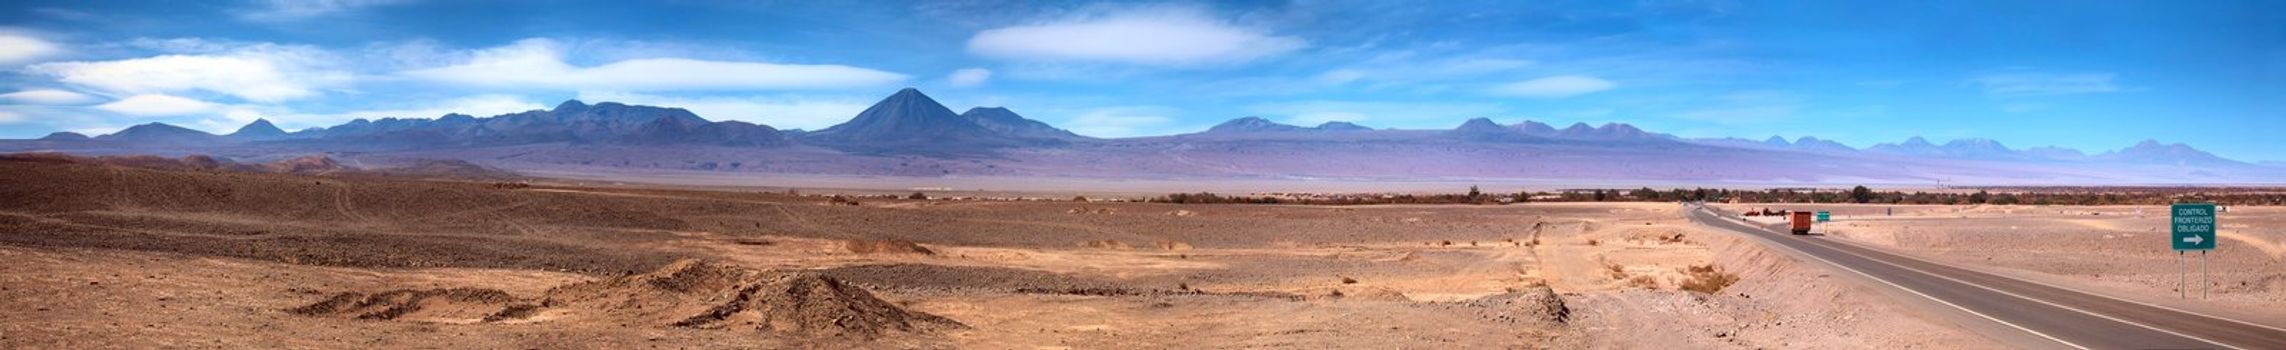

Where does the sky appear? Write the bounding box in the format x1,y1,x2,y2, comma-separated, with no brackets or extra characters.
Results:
0,0,2280,161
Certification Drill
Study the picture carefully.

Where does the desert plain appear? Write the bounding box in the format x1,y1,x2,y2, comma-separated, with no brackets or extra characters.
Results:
3,157,2280,349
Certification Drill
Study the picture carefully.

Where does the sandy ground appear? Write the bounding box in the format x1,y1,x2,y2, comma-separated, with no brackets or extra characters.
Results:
0,160,1996,348
1720,203,2286,327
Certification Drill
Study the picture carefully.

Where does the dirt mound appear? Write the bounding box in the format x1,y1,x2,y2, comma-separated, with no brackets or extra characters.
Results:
262,155,350,174
292,260,960,338
844,239,936,255
291,288,522,323
1449,285,1570,325
543,260,965,338
371,159,523,180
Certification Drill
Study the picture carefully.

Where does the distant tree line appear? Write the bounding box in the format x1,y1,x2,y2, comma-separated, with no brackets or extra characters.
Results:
1145,185,2286,206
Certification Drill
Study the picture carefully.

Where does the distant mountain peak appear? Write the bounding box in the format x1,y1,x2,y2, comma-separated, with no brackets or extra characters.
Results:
1763,136,1790,146
804,88,1017,150
1314,121,1371,131
553,99,590,113
1453,118,1507,132
1511,120,1558,135
228,118,289,140
961,106,1089,142
1207,116,1305,133
1901,136,1933,147
2101,139,2239,166
39,131,89,141
95,122,223,144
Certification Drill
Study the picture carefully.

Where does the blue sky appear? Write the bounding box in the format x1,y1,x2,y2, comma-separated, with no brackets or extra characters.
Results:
0,0,2280,161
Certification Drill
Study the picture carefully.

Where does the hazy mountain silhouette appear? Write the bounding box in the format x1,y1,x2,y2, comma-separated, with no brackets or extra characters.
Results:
961,107,1090,142
227,119,290,141
96,123,224,145
803,88,1028,153
38,132,89,141
8,87,2273,184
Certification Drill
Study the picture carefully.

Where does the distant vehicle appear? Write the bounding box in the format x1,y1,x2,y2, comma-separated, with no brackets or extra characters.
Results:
1790,211,1815,235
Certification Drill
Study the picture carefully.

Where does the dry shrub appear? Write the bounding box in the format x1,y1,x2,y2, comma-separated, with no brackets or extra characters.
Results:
1154,239,1194,251
1081,240,1133,250
844,239,935,255
1341,277,1358,284
1626,275,1660,289
1585,239,1600,246
1604,264,1628,279
1678,264,1740,294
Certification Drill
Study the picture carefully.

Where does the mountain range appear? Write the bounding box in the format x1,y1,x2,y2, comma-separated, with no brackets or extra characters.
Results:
6,87,2276,185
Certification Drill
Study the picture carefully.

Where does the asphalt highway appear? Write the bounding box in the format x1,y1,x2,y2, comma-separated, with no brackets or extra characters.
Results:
1686,204,2286,349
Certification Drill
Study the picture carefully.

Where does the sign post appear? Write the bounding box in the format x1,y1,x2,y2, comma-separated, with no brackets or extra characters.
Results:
2172,202,2217,299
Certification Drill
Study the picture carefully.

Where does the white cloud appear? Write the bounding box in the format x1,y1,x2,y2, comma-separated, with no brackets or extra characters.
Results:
576,91,871,130
239,0,412,21
967,7,1304,66
0,111,21,124
947,68,992,88
1970,71,2120,97
1490,75,1616,98
0,89,98,105
1064,106,1179,137
29,42,349,102
94,94,223,117
402,38,907,91
0,33,64,65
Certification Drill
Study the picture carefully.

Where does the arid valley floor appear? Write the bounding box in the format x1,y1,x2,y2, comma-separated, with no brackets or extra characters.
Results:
3,159,2282,349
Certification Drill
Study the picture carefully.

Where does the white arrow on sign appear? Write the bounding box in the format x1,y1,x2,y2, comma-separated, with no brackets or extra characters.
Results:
2183,235,2205,244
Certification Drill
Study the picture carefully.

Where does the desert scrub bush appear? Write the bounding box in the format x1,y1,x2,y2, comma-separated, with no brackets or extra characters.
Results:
1678,264,1740,294
1627,275,1660,289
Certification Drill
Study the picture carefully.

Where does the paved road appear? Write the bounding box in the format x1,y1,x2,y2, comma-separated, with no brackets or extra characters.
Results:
1686,204,2286,349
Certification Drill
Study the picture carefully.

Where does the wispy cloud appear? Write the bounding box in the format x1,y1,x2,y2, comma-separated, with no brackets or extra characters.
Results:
402,39,907,92
0,89,98,105
29,40,349,103
1970,71,2121,97
237,0,414,21
1489,75,1616,98
946,68,992,88
93,94,224,117
0,32,64,65
967,6,1304,66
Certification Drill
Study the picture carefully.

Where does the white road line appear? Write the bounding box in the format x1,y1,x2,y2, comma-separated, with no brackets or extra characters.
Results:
1685,209,2089,350
1798,235,2245,350
1817,236,2286,336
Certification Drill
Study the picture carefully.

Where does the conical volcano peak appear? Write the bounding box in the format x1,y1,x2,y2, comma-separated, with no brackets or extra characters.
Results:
229,118,290,140
802,88,1016,150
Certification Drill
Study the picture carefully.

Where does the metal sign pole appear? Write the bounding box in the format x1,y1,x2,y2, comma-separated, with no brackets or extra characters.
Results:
2203,250,2209,299
2178,251,2185,299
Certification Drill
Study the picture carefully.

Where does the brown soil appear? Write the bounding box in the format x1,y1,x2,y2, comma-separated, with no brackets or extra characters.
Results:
844,239,935,255
0,160,2008,348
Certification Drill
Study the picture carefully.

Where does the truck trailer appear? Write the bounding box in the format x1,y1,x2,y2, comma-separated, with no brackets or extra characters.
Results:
1789,211,1814,235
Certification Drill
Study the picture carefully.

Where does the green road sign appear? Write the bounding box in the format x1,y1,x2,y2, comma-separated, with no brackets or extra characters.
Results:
2172,203,2216,251
1815,211,1830,222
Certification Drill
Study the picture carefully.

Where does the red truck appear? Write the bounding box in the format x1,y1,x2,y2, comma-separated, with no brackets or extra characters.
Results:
1789,211,1814,235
